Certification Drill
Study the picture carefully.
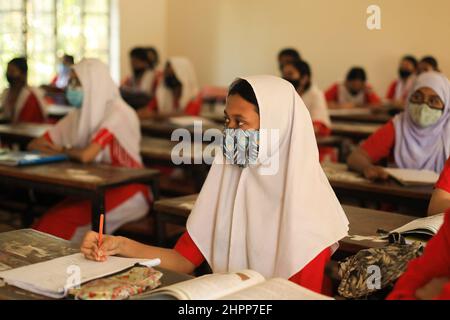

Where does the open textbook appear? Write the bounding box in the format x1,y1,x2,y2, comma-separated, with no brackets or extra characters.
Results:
389,213,445,238
385,168,440,186
0,253,160,299
136,270,333,300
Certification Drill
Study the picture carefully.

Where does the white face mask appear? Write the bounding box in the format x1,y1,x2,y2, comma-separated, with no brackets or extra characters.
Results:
408,103,443,128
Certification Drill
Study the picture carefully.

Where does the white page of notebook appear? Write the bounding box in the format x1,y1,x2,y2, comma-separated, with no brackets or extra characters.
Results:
391,213,445,235
0,253,160,299
169,116,216,128
385,168,439,185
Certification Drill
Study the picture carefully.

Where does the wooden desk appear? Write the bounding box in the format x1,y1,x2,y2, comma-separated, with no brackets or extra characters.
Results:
322,163,432,215
331,122,381,141
0,229,192,300
331,113,391,124
47,104,73,121
152,194,417,254
0,124,53,149
0,162,160,231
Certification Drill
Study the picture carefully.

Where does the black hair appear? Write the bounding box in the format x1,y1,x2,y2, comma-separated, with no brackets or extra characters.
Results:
278,48,301,61
346,67,367,82
291,59,311,78
145,47,159,66
228,79,259,114
420,56,439,71
402,55,418,68
63,54,75,65
130,47,151,64
8,57,28,75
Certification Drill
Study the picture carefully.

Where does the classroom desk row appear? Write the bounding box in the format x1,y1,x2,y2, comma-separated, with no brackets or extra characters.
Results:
152,194,417,254
0,229,193,300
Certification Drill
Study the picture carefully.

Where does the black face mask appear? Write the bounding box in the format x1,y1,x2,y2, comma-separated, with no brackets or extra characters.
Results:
348,89,360,96
6,74,20,86
133,68,146,78
165,75,181,89
284,78,300,89
399,69,412,80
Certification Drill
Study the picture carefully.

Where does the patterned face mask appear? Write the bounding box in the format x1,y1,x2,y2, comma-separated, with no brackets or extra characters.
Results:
223,129,260,168
409,103,443,128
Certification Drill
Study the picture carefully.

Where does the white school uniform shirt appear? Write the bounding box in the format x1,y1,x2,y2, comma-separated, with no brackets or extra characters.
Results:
302,84,331,128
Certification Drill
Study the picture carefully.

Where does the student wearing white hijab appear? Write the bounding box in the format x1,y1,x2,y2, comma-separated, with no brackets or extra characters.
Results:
80,76,349,294
28,58,151,242
137,56,201,119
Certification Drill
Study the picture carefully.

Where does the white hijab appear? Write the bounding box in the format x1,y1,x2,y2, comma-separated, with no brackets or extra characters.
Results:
187,75,349,279
155,57,199,115
48,58,142,165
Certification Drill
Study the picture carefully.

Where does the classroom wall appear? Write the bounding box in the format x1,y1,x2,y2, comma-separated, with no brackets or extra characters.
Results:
118,0,168,81
166,0,450,95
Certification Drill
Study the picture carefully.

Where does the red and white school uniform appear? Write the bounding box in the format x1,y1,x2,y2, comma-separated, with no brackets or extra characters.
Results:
121,69,160,96
183,76,349,296
387,210,450,300
148,57,201,116
360,120,396,164
33,59,151,243
0,86,47,123
302,84,335,162
325,82,381,107
385,75,416,104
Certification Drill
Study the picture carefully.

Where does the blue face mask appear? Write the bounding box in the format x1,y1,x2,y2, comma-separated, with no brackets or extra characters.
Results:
66,88,84,108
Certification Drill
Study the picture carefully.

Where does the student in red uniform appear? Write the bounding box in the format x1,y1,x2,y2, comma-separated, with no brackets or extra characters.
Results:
0,57,46,124
137,57,201,120
277,48,301,72
418,56,440,75
325,67,381,109
80,76,349,295
386,55,417,108
387,210,450,300
28,59,151,243
348,71,450,179
121,47,158,96
428,157,450,216
282,60,335,162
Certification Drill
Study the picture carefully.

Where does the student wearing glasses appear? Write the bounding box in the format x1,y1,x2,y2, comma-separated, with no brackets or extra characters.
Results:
347,71,450,180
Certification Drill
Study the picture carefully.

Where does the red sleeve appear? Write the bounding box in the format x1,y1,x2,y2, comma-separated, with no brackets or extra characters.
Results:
360,120,396,163
387,212,450,300
436,158,450,193
147,97,158,112
325,83,339,103
92,128,114,148
17,93,45,123
43,131,53,143
174,232,206,268
386,80,397,100
184,94,203,116
313,121,331,137
365,85,382,105
289,248,332,295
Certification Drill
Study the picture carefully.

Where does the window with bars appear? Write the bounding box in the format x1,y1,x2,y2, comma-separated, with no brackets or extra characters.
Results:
0,0,112,90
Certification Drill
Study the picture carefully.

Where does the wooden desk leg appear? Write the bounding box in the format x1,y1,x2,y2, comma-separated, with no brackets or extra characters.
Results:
150,178,160,201
91,192,105,233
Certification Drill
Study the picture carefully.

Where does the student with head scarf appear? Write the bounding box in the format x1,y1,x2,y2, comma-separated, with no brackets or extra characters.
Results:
387,209,450,300
81,76,349,294
137,56,201,119
121,47,159,95
386,55,418,108
0,57,47,124
28,59,151,242
325,67,381,109
347,71,450,180
282,60,334,162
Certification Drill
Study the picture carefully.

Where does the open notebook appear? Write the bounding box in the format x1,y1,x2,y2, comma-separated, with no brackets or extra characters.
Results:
0,253,160,299
134,270,333,300
385,168,440,186
388,213,445,239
